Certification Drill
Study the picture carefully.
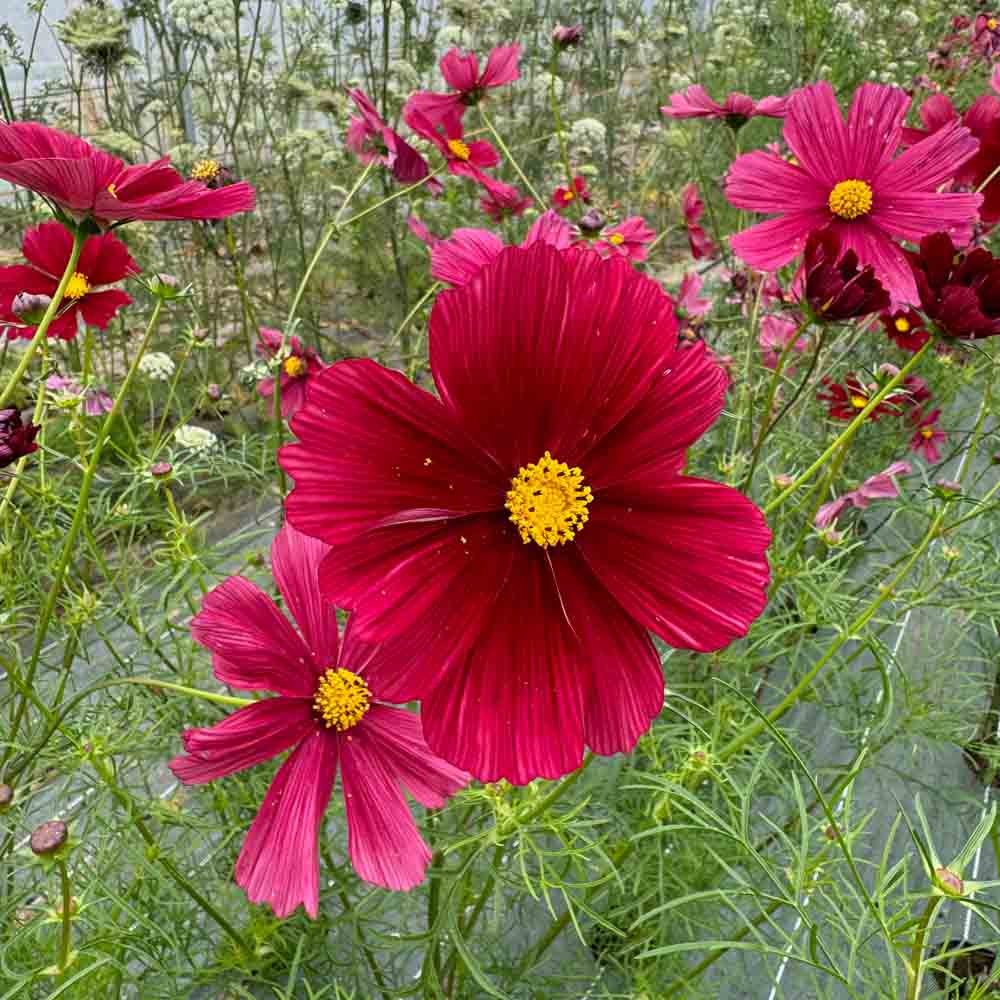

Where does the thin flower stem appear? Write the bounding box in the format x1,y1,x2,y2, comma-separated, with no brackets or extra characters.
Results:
728,277,767,476
4,299,165,766
764,338,934,516
389,282,440,345
906,897,943,1000
122,677,254,706
549,53,574,191
479,107,545,207
0,227,85,410
57,858,73,972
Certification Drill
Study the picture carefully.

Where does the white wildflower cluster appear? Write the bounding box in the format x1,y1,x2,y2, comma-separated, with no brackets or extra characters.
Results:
239,360,269,386
612,29,637,47
531,71,565,106
173,424,218,452
898,8,920,29
138,352,176,381
832,2,867,31
273,129,330,170
569,117,607,157
167,0,231,44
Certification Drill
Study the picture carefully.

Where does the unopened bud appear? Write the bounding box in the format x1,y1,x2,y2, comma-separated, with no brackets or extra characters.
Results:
934,865,965,896
552,24,583,48
11,292,52,325
149,461,173,479
577,208,605,236
150,273,183,300
206,383,222,401
935,479,961,496
773,473,795,489
0,784,13,809
30,820,68,857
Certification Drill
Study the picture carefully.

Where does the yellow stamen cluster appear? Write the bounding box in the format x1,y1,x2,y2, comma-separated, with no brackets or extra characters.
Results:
283,356,307,378
828,179,873,220
989,16,998,29
921,426,935,439
106,182,118,198
191,159,221,182
65,272,90,301
506,451,593,548
562,190,575,202
608,233,625,246
849,394,868,409
313,668,371,731
447,139,471,161
894,316,911,333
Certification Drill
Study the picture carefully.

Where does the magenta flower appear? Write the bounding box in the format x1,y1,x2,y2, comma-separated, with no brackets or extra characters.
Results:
593,217,656,261
45,374,113,415
479,178,531,223
345,89,434,185
661,86,788,125
405,109,499,186
677,272,712,322
726,82,982,303
758,313,808,370
405,45,521,125
255,327,325,419
815,461,912,527
552,175,592,212
170,524,469,917
910,407,947,462
681,183,717,260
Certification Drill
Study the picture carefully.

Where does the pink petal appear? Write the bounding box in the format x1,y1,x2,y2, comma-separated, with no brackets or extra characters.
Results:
828,221,919,305
730,210,829,271
270,524,341,673
439,48,480,92
430,227,504,285
191,575,317,697
814,496,850,528
869,191,982,247
876,119,982,195
578,478,771,652
80,230,138,284
169,698,315,783
845,83,910,179
726,150,828,214
783,82,852,188
479,44,521,88
234,730,338,919
522,210,574,249
21,221,74,277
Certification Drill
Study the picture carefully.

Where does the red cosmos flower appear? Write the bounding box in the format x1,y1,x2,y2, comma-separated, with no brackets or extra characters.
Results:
404,44,521,125
907,231,1000,338
661,86,788,126
910,407,947,462
880,309,931,351
552,175,591,212
479,178,531,223
0,122,255,226
345,88,434,185
405,109,499,185
726,82,982,303
817,375,902,421
593,216,656,261
169,524,469,917
681,183,717,260
279,244,771,784
0,222,136,340
0,408,38,468
902,93,1000,225
255,327,325,419
798,229,890,321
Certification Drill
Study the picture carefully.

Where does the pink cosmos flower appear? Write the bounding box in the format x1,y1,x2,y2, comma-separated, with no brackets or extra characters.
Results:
661,86,788,125
407,215,441,247
345,89,434,185
404,44,521,126
676,272,712,330
592,217,656,261
0,121,255,226
45,374,113,415
681,183,717,260
405,109,499,186
479,178,532,223
279,244,771,784
552,175,592,212
0,222,136,340
815,460,912,527
169,524,469,917
255,327,325,418
726,82,982,303
758,313,808,370
428,210,573,286
910,407,947,462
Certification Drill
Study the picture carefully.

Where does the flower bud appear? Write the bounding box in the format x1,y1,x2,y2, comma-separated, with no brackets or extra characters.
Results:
149,273,184,300
934,865,965,897
206,383,222,401
30,820,68,857
552,24,583,49
11,292,52,325
149,461,173,479
0,784,13,810
577,208,605,236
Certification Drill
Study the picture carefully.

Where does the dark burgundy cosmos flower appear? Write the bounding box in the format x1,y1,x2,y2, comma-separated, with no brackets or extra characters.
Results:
902,93,1000,225
255,327,325,418
552,175,591,212
405,108,499,186
661,86,788,126
910,407,947,462
908,232,1000,338
280,244,771,785
682,182,717,260
799,229,890,321
0,408,39,468
479,178,531,223
880,309,931,351
405,44,521,126
0,222,136,340
345,88,435,185
170,524,468,918
817,375,902,421
0,121,255,226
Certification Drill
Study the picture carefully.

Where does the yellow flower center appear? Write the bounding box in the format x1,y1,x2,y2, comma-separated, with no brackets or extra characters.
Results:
894,316,911,333
283,356,307,378
65,272,90,301
850,394,868,409
447,139,471,161
191,158,221,181
828,179,873,220
562,190,575,201
505,451,593,548
608,233,625,245
313,668,371,731
107,182,118,198
989,16,998,29
921,426,935,439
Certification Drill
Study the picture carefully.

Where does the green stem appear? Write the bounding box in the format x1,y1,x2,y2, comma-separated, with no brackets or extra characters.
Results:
57,858,73,972
123,677,254,706
479,107,544,207
906,897,942,1000
0,227,85,409
764,338,933,516
548,53,574,192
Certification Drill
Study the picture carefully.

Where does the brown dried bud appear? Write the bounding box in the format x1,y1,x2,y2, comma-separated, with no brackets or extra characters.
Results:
0,784,13,809
30,820,68,856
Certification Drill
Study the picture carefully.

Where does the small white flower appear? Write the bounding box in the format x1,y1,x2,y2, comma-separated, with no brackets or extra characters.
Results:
569,117,607,155
173,424,218,452
898,8,919,28
138,352,176,381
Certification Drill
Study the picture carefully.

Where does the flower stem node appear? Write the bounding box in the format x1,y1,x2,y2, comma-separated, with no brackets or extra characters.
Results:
148,273,187,301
